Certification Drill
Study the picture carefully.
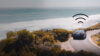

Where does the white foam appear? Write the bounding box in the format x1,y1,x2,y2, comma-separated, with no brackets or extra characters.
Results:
0,14,100,39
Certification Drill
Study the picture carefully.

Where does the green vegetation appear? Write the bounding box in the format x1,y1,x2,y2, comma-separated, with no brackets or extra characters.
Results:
0,29,99,56
7,31,17,38
92,33,100,46
50,29,71,42
86,23,100,31
72,23,100,32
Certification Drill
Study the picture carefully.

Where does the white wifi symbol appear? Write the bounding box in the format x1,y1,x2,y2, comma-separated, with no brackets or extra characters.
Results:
72,13,89,23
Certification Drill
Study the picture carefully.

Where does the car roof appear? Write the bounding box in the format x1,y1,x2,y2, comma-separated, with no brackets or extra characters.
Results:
74,30,85,34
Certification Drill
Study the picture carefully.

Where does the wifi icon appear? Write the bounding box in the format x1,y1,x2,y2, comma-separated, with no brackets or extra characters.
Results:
72,13,89,23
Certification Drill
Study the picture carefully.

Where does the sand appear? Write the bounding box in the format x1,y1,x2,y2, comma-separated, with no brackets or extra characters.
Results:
0,14,100,39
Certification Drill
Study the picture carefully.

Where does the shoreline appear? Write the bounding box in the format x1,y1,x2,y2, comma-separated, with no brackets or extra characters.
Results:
0,14,100,39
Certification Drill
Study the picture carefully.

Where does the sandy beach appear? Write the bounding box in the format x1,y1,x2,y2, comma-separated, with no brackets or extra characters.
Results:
0,14,100,39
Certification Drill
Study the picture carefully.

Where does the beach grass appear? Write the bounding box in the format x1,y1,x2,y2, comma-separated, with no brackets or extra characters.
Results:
92,33,100,46
0,29,99,56
86,23,100,31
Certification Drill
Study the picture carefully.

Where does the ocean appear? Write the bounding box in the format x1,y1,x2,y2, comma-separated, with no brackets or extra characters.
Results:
0,8,100,39
0,8,100,24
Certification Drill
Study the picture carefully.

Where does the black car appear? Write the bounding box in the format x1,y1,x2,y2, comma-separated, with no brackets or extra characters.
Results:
72,30,86,40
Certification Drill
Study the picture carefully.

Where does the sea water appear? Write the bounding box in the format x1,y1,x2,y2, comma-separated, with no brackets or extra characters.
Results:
0,8,100,39
0,8,100,24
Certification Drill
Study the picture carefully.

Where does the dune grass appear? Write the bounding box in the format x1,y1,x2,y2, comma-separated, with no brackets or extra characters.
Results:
92,33,100,46
86,23,100,31
0,29,99,56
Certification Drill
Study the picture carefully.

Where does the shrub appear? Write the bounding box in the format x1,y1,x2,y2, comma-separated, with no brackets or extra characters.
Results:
75,50,98,56
17,29,35,45
7,31,17,38
51,29,70,42
33,30,54,44
0,37,16,53
86,23,100,31
0,29,99,56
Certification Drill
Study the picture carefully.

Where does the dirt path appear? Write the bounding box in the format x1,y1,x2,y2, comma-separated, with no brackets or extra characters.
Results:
61,29,100,55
